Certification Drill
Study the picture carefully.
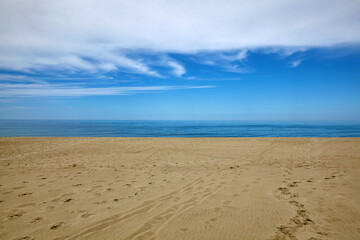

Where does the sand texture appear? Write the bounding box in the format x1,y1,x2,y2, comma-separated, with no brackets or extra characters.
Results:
0,138,359,240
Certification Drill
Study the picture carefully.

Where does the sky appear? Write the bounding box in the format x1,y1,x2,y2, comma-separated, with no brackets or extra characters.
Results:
0,0,360,121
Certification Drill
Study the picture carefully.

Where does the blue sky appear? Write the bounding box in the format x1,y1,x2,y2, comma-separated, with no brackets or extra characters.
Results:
0,0,360,120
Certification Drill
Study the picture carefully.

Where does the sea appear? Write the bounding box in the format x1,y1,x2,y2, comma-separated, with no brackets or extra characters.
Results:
0,120,360,137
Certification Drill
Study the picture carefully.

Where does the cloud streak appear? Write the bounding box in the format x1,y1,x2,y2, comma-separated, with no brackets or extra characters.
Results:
0,83,214,97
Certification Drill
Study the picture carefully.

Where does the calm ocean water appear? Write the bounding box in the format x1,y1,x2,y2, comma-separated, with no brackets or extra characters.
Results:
0,120,360,137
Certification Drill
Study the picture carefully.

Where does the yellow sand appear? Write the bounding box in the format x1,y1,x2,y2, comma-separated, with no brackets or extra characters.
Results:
0,138,359,240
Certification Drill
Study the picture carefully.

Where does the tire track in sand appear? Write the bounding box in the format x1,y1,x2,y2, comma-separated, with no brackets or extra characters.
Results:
124,178,226,240
62,175,225,240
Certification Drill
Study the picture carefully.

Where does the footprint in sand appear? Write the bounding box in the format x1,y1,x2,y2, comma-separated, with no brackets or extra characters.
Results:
8,211,25,220
278,187,291,196
13,236,34,240
214,207,222,213
81,213,94,218
50,222,64,230
287,181,300,187
18,192,32,197
209,218,217,222
30,217,43,223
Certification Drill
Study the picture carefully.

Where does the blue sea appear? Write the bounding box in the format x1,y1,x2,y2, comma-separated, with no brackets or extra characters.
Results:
0,120,360,137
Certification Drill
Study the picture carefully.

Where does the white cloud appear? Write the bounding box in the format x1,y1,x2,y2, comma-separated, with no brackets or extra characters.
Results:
0,0,359,75
0,83,214,97
224,65,251,73
1,0,359,51
167,61,186,77
259,47,307,57
0,74,46,83
0,51,161,77
194,50,251,73
94,53,162,77
220,50,248,61
290,59,303,68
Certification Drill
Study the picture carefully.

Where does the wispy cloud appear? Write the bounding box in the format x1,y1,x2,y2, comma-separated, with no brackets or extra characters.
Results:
0,83,214,97
167,61,186,77
0,73,138,86
223,65,251,73
0,74,46,83
259,47,307,58
184,77,243,81
0,52,162,77
219,49,248,61
93,53,162,77
194,49,252,74
290,59,303,68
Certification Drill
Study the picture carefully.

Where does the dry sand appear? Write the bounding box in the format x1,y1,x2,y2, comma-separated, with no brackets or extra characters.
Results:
0,138,359,240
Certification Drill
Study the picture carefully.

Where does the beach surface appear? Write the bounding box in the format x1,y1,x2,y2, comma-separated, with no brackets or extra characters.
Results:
0,138,359,240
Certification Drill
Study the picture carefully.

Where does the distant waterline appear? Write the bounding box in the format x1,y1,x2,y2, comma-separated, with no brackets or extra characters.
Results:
0,120,360,137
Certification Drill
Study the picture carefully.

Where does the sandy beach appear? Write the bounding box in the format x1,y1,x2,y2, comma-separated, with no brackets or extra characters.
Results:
0,137,359,240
